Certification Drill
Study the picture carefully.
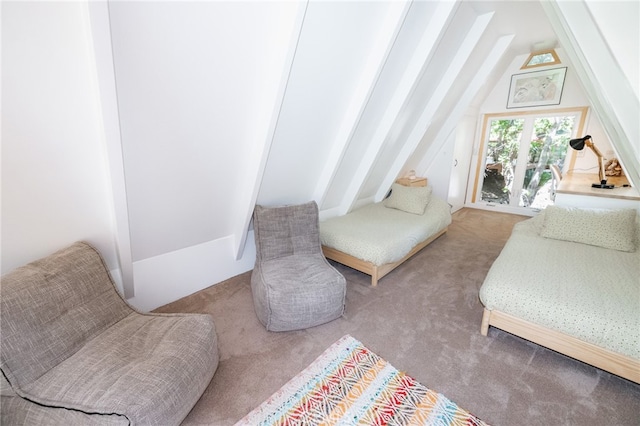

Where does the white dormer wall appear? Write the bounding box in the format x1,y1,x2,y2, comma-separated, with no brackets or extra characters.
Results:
467,48,615,182
98,0,520,310
3,1,637,311
1,2,122,289
541,0,639,187
93,1,305,307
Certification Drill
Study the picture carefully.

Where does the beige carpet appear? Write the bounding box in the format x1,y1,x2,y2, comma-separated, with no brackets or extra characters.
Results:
155,208,640,425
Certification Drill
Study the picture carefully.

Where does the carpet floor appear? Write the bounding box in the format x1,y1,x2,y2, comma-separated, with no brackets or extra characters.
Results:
155,208,640,425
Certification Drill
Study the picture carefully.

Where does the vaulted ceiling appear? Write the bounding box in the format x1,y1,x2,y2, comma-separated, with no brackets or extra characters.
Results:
84,0,638,308
3,0,636,310
93,1,558,260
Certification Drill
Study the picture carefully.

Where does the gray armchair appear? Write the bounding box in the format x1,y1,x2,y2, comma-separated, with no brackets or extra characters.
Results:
1,242,218,425
251,201,346,332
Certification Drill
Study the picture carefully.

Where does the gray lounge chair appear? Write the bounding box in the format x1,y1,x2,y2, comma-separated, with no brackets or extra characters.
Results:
251,201,346,332
0,242,218,425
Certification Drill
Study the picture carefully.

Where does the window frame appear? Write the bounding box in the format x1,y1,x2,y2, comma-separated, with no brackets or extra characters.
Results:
521,49,561,69
469,106,589,214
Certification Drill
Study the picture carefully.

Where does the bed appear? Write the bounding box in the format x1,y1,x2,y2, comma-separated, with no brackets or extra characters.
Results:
320,184,452,287
479,206,640,383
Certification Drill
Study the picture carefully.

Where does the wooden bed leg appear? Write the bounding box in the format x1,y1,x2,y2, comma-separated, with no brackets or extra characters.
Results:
480,308,490,336
371,268,378,287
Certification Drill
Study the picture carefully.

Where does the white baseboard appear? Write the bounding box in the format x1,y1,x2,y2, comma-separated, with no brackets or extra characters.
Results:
126,232,256,312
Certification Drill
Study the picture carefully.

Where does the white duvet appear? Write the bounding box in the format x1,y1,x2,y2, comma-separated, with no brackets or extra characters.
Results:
319,196,452,266
480,213,640,360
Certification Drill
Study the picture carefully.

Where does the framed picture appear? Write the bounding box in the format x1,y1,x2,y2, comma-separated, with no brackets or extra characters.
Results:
507,67,567,108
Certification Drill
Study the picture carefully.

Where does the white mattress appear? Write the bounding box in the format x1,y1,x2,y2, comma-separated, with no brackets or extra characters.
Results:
319,196,452,266
479,214,640,359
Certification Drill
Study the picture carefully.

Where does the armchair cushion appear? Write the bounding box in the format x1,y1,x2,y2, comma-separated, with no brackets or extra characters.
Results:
1,242,218,425
1,242,132,388
251,202,346,332
253,203,320,261
254,255,346,331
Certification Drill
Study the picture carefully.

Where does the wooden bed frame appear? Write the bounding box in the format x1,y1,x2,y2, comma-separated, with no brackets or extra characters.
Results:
322,227,447,287
481,308,640,384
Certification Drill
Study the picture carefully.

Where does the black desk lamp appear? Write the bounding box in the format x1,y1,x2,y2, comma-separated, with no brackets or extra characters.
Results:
569,135,614,189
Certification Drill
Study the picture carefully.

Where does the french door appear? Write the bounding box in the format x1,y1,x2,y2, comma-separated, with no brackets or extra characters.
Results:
470,107,588,214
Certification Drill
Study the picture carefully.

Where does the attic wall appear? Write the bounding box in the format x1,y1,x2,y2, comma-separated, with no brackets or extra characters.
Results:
319,0,452,213
587,1,639,95
98,0,515,309
402,0,557,203
256,1,398,207
3,0,636,312
98,1,302,309
542,0,640,188
107,1,301,262
99,0,498,309
0,2,120,284
462,49,616,209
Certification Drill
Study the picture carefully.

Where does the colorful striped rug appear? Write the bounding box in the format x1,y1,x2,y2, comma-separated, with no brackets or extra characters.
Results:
236,335,489,425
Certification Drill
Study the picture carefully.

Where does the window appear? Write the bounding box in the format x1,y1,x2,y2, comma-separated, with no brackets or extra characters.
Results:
521,49,560,69
470,107,588,214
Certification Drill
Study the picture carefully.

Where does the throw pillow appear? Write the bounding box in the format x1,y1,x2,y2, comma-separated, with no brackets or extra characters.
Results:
541,205,637,252
384,183,432,215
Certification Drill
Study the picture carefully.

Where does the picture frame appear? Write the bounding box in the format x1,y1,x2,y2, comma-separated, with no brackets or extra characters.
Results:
507,67,567,109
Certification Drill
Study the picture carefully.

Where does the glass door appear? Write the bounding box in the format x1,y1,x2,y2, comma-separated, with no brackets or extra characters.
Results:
472,108,587,214
480,118,524,205
519,116,575,208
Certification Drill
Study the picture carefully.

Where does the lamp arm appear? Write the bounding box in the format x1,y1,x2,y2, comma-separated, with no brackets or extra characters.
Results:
585,140,606,183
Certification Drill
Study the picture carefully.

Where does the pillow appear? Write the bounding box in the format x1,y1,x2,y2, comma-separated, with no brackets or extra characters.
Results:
541,205,637,252
384,183,432,215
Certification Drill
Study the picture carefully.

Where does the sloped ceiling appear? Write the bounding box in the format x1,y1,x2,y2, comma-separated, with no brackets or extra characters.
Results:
256,0,559,229
104,1,518,254
87,0,635,309
541,0,639,188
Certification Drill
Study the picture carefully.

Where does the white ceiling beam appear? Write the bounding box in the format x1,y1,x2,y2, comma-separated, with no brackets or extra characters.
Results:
375,11,495,202
541,0,639,188
313,1,411,208
338,0,459,215
232,2,307,259
87,1,135,298
415,34,515,180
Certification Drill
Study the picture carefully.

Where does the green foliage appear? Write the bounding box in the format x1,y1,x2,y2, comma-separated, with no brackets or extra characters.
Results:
482,115,576,207
488,119,522,166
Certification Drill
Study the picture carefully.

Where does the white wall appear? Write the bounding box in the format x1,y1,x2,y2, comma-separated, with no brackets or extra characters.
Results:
1,2,119,280
541,0,640,188
4,0,635,311
257,1,397,207
482,49,612,152
99,1,303,310
585,1,639,96
107,1,300,262
464,48,615,201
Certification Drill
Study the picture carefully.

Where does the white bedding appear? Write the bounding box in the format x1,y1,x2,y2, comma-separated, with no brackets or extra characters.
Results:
319,196,452,266
479,213,640,359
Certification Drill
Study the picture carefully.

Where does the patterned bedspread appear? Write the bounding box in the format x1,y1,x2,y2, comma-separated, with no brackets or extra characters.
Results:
236,335,488,426
479,214,640,360
320,197,452,266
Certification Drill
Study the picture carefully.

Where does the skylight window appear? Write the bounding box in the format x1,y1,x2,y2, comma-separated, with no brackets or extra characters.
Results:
522,49,560,69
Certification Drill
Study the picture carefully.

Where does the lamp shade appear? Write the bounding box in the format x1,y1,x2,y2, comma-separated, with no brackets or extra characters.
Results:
569,134,591,150
567,135,614,188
